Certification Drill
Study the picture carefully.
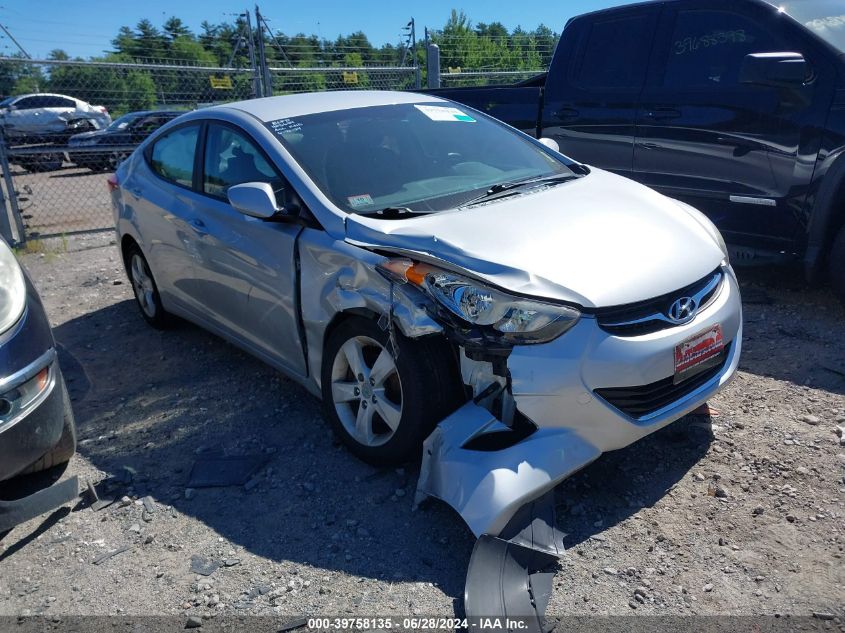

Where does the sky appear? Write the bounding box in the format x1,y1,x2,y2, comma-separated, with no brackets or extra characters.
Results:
0,0,634,60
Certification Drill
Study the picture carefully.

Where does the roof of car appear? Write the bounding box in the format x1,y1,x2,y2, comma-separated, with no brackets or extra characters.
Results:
214,90,450,122
9,92,82,101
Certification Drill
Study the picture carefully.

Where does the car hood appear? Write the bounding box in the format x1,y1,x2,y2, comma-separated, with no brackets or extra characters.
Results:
344,168,726,308
69,129,109,142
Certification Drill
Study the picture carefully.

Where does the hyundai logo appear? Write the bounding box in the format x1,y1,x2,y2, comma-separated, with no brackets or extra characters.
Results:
667,296,698,324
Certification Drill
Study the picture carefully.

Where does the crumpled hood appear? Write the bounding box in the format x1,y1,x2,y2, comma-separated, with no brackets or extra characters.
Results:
69,129,108,143
344,168,726,308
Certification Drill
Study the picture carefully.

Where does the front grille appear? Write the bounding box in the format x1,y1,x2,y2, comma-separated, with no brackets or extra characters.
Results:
596,269,724,336
594,343,730,419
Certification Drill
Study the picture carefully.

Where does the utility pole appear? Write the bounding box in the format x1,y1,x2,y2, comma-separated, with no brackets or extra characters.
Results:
257,12,292,67
243,10,260,98
0,24,31,59
255,6,273,97
411,18,420,89
402,18,420,89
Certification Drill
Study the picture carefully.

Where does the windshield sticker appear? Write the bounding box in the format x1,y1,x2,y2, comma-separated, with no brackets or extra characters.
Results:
414,105,476,122
267,118,303,135
347,193,373,208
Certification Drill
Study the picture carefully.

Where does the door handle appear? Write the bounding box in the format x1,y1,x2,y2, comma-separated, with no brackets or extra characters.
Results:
639,142,663,150
643,108,681,121
188,218,207,233
552,107,580,121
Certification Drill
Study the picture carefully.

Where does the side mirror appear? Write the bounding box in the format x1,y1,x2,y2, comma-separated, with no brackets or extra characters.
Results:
538,137,560,152
740,52,807,88
227,182,282,219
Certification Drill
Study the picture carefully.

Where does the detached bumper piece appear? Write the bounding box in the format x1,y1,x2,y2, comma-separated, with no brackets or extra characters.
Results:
465,491,563,633
0,476,79,533
417,402,598,630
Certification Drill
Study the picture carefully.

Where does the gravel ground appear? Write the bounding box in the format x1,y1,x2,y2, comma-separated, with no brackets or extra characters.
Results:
12,163,114,237
1,232,843,622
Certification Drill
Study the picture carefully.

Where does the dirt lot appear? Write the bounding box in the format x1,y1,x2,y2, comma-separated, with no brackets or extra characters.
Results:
1,232,843,623
11,162,114,237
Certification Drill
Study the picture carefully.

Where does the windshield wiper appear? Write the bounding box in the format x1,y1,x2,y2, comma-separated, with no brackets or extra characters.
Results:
353,206,428,219
460,173,577,207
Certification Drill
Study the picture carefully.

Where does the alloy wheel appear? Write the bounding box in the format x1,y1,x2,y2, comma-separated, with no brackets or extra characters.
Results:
130,253,157,318
330,335,403,447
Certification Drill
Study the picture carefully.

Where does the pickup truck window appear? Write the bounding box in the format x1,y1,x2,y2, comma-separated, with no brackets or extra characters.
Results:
576,14,653,89
664,10,785,88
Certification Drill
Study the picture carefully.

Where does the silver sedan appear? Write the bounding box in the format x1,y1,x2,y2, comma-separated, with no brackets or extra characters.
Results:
111,91,741,538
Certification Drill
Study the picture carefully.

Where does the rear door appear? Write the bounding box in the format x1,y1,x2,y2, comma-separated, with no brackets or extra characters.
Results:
540,5,659,174
130,123,206,313
632,0,825,248
189,121,306,376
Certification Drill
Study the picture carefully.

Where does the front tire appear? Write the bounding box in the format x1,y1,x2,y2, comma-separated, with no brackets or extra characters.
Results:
321,316,461,466
124,244,171,329
828,225,845,304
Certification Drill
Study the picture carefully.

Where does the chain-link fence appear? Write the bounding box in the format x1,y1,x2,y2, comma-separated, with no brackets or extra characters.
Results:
0,43,550,243
428,28,555,89
0,57,420,242
266,66,418,95
438,69,546,87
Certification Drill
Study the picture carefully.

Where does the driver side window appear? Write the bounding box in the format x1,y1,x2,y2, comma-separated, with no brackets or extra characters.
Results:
203,123,283,201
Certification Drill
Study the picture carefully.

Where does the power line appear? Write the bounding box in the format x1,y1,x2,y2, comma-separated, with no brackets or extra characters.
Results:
0,22,31,58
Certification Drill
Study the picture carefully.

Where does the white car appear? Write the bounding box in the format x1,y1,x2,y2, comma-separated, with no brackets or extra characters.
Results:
111,90,741,548
0,92,111,142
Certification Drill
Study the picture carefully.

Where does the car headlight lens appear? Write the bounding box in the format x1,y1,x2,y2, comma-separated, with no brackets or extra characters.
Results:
0,240,26,334
378,259,580,344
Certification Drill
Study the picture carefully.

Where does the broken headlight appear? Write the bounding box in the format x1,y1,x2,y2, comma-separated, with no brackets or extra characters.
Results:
0,239,25,335
378,259,580,344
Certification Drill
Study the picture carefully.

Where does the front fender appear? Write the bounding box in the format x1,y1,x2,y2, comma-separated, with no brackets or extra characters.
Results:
805,149,845,281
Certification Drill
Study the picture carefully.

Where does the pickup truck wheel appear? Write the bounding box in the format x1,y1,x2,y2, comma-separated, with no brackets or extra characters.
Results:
20,377,76,475
829,225,845,305
321,316,461,466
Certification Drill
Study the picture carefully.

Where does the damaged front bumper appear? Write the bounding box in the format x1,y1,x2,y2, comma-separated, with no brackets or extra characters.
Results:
416,268,741,628
417,266,741,538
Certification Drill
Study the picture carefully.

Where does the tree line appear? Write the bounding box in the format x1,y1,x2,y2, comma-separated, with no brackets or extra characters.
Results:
0,11,559,114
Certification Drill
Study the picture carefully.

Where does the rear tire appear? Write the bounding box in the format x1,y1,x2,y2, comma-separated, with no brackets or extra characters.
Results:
829,225,845,305
21,377,76,475
124,243,172,329
321,316,462,466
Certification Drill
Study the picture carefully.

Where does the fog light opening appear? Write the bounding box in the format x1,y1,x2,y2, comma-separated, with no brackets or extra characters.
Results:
0,398,11,417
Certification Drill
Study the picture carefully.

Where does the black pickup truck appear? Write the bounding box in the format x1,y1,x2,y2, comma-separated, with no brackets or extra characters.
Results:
430,0,845,299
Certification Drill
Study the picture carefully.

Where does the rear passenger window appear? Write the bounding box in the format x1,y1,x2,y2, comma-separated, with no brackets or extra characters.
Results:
203,124,282,200
576,14,654,89
14,96,41,110
149,125,199,188
664,10,786,88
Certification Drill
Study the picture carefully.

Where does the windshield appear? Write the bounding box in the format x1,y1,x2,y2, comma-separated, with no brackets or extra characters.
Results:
107,113,142,131
264,102,577,214
779,0,845,52
0,96,16,108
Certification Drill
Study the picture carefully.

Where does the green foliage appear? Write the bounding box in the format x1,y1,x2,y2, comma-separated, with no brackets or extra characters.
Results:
431,10,558,72
0,12,558,106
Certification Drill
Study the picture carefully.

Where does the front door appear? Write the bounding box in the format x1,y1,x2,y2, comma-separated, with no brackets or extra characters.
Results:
190,122,306,376
633,0,826,249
